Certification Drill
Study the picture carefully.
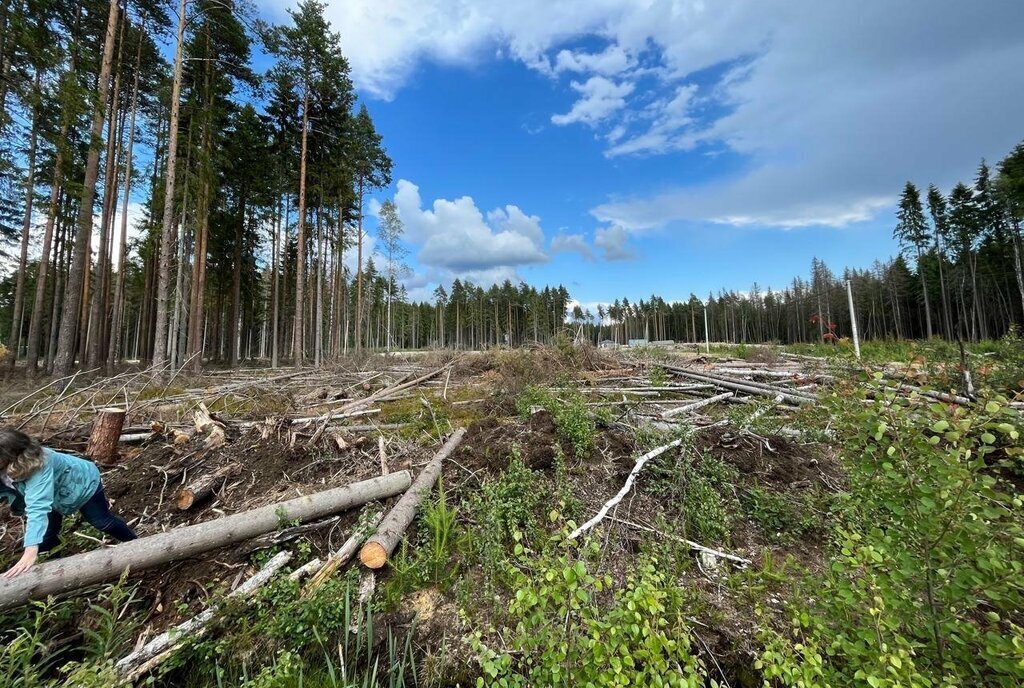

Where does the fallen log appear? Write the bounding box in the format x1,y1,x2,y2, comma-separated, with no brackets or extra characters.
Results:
288,557,324,582
115,551,293,680
569,438,683,540
175,462,241,510
305,510,384,594
663,366,815,405
0,471,412,611
338,364,454,416
359,427,467,569
662,392,734,418
86,407,126,465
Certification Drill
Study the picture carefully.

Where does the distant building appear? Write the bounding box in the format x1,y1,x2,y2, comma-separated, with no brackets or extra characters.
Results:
599,340,619,349
627,338,649,347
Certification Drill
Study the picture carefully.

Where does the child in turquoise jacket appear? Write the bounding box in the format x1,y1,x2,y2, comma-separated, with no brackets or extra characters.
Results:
0,428,136,578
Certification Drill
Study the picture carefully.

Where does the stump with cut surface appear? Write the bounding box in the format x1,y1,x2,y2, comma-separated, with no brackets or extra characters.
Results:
175,462,242,510
359,427,466,569
86,407,126,465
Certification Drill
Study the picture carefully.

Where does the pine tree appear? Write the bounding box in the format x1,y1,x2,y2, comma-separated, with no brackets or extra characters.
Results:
894,181,934,337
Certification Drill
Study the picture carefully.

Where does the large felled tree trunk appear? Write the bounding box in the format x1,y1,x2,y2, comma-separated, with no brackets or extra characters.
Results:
360,429,466,569
0,471,412,611
53,0,119,376
151,0,187,371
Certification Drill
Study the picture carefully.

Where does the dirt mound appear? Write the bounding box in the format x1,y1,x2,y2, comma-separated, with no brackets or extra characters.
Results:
104,427,353,527
452,411,561,473
696,426,838,489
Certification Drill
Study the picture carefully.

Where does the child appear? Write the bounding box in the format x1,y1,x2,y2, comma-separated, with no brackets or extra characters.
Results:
0,428,136,578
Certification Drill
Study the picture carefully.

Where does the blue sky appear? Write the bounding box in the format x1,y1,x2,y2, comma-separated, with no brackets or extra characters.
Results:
257,0,1024,308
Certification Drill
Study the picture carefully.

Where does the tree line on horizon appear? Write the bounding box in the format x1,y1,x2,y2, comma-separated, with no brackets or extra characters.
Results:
0,0,1022,372
573,143,1024,347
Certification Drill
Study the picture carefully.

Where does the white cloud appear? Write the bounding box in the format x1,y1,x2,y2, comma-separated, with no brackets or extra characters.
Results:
551,76,634,127
553,44,633,76
605,83,699,157
392,179,547,274
594,224,634,260
550,231,593,259
269,0,1024,228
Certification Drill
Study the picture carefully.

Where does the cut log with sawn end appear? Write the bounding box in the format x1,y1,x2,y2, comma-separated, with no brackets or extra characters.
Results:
0,471,412,611
359,427,467,569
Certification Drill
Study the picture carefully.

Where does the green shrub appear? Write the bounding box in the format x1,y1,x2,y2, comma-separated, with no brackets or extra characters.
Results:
756,381,1024,686
646,450,737,545
516,385,597,457
742,486,823,542
472,544,712,687
466,449,542,594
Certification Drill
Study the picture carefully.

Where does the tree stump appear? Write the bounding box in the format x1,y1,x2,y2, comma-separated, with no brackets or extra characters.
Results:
175,462,242,510
86,407,126,465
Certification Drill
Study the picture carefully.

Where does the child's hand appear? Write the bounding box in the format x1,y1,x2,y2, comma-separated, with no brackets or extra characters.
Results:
3,546,38,578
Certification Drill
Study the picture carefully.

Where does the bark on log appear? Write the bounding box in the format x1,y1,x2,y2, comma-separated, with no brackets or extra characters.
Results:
662,391,734,418
86,407,126,465
115,551,293,679
305,510,383,594
663,366,815,405
0,471,412,611
288,557,323,582
175,462,241,510
359,428,467,569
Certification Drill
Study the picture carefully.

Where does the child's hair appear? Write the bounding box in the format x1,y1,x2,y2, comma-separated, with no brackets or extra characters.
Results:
0,428,45,481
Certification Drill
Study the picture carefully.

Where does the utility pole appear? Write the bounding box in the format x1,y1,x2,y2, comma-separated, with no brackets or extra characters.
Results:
703,305,710,354
846,279,861,359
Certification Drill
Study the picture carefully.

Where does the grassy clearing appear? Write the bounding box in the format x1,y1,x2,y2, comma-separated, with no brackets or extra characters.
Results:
2,344,1023,687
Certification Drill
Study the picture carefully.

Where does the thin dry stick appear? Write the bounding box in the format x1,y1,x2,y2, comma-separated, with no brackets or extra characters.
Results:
569,438,683,540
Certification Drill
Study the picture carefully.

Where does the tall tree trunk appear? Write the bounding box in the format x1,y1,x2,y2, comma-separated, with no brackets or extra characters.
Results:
0,0,10,123
314,207,324,367
970,254,983,340
355,177,364,352
88,17,126,368
47,205,70,372
25,127,67,375
228,199,244,367
152,0,187,371
107,32,143,373
5,70,40,369
917,246,933,338
1011,223,1024,324
270,196,281,368
291,88,310,366
53,0,119,376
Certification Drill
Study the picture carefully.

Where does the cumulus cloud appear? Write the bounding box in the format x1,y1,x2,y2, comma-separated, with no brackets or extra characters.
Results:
594,225,634,260
552,44,633,76
551,76,635,127
392,179,547,274
550,231,593,260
